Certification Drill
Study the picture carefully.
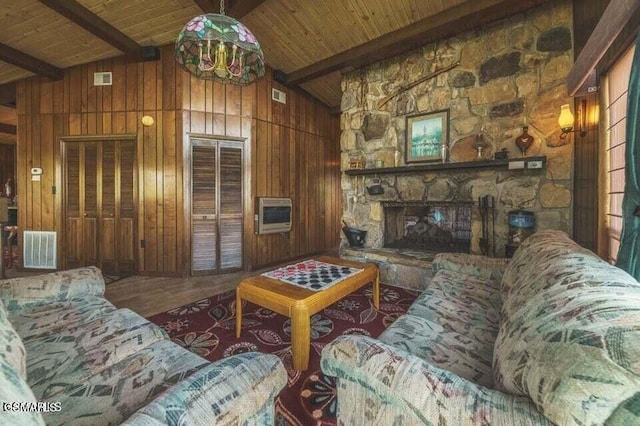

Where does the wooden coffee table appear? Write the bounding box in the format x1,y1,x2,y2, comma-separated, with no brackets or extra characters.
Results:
235,256,379,370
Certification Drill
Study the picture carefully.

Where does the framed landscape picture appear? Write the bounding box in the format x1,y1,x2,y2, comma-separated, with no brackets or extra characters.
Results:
405,109,449,163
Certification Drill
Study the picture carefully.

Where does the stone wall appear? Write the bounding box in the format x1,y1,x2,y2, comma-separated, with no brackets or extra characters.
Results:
340,1,574,256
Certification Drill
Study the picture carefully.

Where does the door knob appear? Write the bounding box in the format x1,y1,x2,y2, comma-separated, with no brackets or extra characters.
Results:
83,213,88,217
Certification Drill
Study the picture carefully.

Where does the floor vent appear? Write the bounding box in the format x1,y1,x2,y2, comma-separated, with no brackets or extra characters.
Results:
23,231,57,269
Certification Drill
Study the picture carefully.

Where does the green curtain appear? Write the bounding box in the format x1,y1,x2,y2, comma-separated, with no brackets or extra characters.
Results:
616,36,640,281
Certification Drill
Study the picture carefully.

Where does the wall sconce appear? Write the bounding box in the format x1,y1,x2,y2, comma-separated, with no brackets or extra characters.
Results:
559,99,587,139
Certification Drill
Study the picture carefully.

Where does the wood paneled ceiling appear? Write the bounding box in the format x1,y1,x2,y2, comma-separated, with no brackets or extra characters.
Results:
0,0,549,108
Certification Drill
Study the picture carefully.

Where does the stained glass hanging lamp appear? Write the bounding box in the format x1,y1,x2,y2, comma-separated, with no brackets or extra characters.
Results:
175,0,265,85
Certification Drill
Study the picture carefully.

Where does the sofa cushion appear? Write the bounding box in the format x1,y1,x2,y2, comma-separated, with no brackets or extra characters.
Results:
39,339,209,425
0,267,105,312
380,269,502,388
25,308,167,398
122,353,287,426
494,230,640,425
407,269,501,340
9,296,117,340
432,252,509,281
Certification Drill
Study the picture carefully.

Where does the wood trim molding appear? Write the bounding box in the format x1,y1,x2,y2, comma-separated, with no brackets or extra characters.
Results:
187,132,246,142
38,0,141,55
567,0,640,96
0,43,63,80
58,134,137,142
286,0,551,85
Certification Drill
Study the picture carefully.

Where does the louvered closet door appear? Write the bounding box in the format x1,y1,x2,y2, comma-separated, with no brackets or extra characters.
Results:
99,140,136,274
219,143,243,270
83,143,99,266
63,142,84,270
100,142,117,273
63,140,136,273
192,143,218,274
191,139,243,275
117,141,136,274
63,141,99,269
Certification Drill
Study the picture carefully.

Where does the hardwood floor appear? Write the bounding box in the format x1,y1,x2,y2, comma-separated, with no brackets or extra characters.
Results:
3,250,339,318
106,250,339,317
104,271,252,317
4,266,288,317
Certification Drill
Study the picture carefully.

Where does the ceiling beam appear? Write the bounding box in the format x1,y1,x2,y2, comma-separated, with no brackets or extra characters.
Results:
193,0,217,13
287,0,552,85
0,123,16,135
0,83,16,108
228,0,268,19
567,0,640,96
38,0,141,55
194,0,267,19
0,44,63,81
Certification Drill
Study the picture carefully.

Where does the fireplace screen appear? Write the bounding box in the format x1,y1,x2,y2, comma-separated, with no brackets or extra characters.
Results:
383,201,472,253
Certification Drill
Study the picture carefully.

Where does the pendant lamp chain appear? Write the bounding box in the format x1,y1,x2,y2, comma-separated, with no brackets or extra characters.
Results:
220,0,225,15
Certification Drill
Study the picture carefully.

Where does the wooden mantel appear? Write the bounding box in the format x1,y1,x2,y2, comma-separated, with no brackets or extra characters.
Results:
344,156,547,176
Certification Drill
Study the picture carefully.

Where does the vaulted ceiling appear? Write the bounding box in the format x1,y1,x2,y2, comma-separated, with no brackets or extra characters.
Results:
0,0,549,111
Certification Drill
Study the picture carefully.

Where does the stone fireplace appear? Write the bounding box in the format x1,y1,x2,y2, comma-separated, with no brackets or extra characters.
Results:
383,201,472,253
339,1,574,290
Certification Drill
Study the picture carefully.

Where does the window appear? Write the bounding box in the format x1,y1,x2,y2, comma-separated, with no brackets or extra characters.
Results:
604,45,635,264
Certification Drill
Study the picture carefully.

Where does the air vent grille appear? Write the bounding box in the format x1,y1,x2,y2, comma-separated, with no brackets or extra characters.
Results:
94,72,112,86
272,88,286,104
23,231,57,269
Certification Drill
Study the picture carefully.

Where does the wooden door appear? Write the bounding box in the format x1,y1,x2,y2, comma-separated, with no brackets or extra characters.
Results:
62,139,136,274
63,141,99,269
191,139,243,275
219,143,243,270
99,140,136,274
191,143,217,274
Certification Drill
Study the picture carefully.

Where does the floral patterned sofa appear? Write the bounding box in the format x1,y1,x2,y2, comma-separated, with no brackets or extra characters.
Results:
322,230,640,425
0,267,286,425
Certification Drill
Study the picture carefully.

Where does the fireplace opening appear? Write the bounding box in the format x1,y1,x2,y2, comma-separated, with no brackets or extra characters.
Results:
383,201,472,253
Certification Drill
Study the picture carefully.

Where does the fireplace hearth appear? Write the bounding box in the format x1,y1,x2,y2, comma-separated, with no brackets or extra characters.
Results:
383,201,472,253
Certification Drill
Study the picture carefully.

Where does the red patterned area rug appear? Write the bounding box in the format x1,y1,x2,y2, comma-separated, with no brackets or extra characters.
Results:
149,283,419,425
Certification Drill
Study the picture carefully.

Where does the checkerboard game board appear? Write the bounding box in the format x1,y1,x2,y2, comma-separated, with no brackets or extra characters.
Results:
261,259,363,291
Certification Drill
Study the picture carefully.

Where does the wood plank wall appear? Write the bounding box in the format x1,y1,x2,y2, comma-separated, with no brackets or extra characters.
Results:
182,69,341,271
0,143,15,194
572,0,609,252
16,44,341,275
16,45,184,274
